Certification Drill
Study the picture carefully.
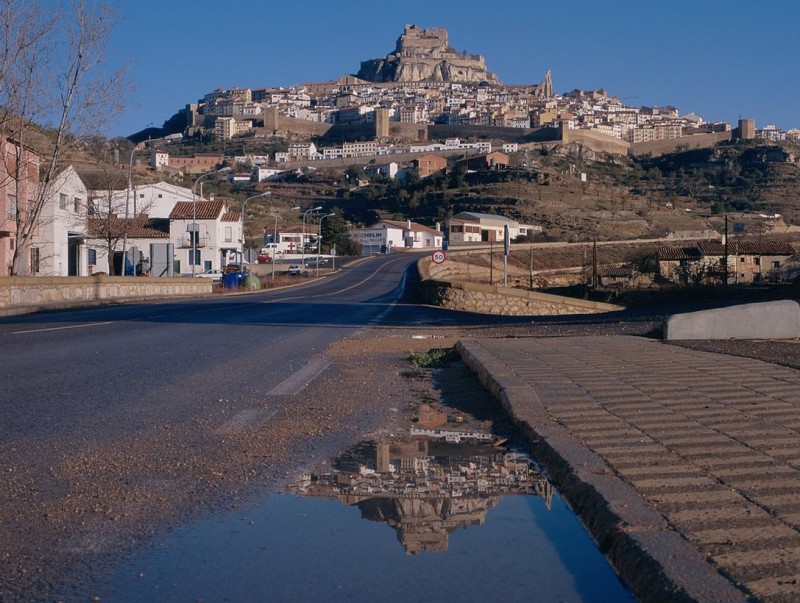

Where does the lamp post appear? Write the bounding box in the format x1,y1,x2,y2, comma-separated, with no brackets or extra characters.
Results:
192,166,231,276
271,205,301,283
121,146,138,277
301,206,322,267
241,191,271,270
317,213,335,277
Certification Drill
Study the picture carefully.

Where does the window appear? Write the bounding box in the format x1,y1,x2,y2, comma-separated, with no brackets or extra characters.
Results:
59,193,67,209
7,194,16,219
204,260,212,272
754,257,761,266
225,226,232,242
30,247,40,273
772,261,781,268
73,197,81,212
88,248,96,266
189,249,201,265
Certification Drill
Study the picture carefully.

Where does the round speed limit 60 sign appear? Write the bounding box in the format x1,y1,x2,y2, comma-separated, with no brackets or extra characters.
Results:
431,250,446,264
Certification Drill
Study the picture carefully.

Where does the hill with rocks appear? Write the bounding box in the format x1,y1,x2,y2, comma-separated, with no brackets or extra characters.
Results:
357,24,500,84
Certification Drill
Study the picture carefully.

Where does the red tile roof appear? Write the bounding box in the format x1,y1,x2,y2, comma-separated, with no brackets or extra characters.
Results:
657,246,702,261
169,200,226,220
87,215,169,239
221,212,240,222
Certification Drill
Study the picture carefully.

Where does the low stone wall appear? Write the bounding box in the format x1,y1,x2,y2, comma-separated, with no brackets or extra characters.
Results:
0,276,212,315
418,278,622,316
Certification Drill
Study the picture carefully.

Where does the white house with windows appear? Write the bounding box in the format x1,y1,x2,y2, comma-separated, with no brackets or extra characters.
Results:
85,214,170,275
446,212,540,244
105,181,196,220
30,166,91,276
350,219,443,255
169,199,242,274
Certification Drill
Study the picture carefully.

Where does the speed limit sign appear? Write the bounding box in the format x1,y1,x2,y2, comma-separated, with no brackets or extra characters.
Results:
431,250,446,264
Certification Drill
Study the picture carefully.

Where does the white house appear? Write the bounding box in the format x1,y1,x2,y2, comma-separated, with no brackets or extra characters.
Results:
31,166,91,276
446,212,540,244
252,167,287,182
363,162,399,179
110,181,196,220
86,213,170,275
350,220,443,254
169,199,242,274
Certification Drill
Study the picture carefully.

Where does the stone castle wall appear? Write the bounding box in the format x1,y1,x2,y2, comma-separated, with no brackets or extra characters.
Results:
629,130,732,156
561,127,631,155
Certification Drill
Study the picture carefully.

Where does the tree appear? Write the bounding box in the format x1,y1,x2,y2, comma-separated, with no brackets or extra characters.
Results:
0,0,129,275
320,210,361,257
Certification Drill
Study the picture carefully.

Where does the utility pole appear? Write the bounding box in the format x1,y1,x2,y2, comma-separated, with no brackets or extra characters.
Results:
723,214,729,294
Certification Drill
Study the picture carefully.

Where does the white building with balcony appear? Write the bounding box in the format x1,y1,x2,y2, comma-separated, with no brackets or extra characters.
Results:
169,199,242,274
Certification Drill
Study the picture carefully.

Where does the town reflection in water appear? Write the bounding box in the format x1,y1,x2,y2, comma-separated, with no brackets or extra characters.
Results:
293,421,553,555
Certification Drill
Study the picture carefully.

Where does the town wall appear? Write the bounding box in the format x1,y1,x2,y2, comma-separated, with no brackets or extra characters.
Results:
429,124,559,143
560,128,631,155
630,131,731,157
0,276,212,316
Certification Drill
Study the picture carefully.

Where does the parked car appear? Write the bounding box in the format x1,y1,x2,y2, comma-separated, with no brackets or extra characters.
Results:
286,264,302,276
196,269,223,282
303,257,330,267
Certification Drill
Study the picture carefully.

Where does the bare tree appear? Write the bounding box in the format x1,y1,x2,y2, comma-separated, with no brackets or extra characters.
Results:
0,0,129,275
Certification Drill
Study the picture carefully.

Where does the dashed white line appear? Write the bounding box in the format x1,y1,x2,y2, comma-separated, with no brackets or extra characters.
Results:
9,321,114,335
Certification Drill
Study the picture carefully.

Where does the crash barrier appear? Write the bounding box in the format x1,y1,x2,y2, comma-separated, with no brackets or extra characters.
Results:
664,300,800,340
0,275,211,316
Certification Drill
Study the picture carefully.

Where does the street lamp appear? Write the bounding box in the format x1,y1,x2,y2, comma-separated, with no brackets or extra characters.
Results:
271,205,301,283
121,146,138,277
192,166,231,276
317,213,336,277
241,191,271,270
301,206,322,266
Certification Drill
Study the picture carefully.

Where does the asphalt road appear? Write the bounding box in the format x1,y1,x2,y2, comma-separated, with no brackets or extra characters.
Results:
2,253,567,600
0,252,677,601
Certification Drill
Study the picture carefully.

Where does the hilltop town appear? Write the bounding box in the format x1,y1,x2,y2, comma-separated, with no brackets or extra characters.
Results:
152,24,795,158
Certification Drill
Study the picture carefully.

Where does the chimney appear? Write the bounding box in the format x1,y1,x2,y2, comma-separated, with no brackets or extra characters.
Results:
407,219,412,230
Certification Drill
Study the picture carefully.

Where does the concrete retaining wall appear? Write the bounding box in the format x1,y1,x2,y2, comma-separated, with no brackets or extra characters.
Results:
664,300,800,340
0,276,212,316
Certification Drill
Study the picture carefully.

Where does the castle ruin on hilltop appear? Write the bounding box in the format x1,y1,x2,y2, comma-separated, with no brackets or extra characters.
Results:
357,24,501,85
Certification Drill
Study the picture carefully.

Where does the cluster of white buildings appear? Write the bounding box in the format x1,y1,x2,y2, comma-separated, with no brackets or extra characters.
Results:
11,166,243,277
193,77,798,145
273,137,498,163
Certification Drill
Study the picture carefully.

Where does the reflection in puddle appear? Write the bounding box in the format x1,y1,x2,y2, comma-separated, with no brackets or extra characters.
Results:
94,418,634,601
294,428,553,555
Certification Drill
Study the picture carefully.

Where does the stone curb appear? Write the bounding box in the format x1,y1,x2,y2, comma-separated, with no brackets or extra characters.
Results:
456,339,747,603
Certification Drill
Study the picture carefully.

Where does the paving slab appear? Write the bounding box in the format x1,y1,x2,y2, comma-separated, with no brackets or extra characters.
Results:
458,335,800,603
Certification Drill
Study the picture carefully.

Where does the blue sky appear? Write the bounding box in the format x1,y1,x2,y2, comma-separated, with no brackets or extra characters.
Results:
107,0,799,137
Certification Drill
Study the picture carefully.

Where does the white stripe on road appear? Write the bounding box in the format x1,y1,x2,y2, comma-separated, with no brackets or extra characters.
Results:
267,358,331,396
9,321,113,335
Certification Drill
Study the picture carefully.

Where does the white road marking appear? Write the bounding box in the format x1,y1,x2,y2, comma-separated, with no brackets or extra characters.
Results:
220,408,279,432
9,321,114,335
267,358,331,396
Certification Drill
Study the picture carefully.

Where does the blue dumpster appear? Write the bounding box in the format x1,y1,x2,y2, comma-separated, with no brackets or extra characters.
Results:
222,271,240,289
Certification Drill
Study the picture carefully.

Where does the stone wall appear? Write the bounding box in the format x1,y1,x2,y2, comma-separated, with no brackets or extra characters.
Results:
630,131,731,157
418,255,621,316
560,128,631,156
0,276,212,316
417,278,622,316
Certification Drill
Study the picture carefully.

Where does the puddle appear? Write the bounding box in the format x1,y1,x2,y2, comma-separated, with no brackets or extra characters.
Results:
94,427,633,602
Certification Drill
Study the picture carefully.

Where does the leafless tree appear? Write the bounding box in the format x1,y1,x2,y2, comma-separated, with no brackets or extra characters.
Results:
0,0,130,275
